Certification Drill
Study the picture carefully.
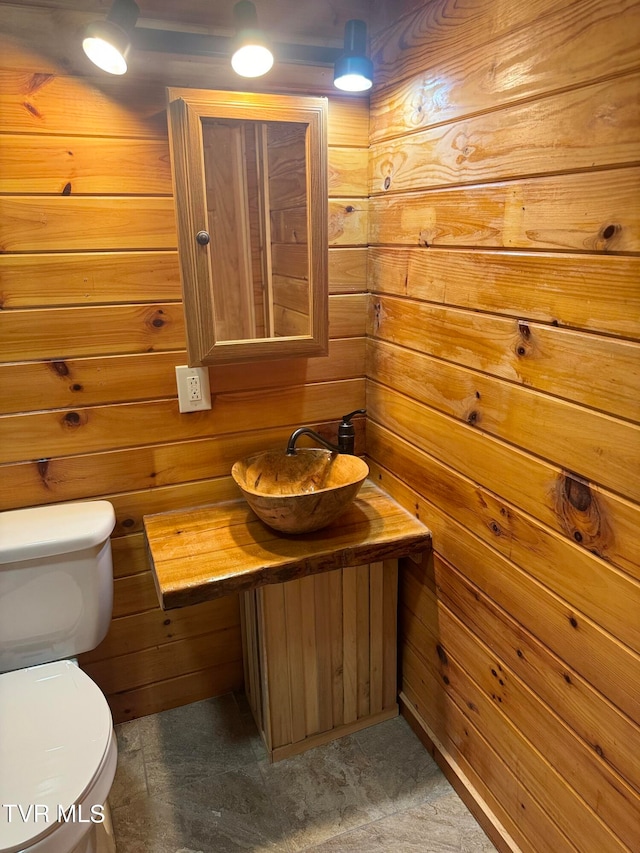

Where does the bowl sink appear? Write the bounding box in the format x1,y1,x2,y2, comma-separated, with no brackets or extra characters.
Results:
231,449,369,534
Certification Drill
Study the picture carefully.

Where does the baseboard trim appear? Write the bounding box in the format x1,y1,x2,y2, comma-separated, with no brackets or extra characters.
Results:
399,692,521,853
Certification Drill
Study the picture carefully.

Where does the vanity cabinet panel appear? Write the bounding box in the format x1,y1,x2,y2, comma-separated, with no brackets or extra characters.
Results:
242,560,399,762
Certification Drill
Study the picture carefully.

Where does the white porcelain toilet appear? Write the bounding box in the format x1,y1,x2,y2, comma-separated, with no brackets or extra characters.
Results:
0,501,118,853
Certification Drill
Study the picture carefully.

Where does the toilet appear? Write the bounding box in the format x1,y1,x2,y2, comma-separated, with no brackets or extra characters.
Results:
0,501,118,853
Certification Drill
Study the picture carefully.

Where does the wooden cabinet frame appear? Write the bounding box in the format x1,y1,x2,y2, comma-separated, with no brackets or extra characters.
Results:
167,88,329,366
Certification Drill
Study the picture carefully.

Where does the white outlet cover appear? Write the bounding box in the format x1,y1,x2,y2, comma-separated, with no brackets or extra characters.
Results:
175,365,212,413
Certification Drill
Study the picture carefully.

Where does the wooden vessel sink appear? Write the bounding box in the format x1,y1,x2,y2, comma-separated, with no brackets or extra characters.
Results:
231,448,369,533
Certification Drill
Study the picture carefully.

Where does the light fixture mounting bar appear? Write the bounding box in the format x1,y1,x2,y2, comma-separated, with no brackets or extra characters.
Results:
132,27,342,66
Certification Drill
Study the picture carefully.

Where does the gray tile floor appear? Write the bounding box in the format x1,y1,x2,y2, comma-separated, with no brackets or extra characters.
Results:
110,693,497,852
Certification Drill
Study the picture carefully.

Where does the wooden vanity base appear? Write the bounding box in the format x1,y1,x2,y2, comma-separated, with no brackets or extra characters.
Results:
144,480,431,761
241,559,399,762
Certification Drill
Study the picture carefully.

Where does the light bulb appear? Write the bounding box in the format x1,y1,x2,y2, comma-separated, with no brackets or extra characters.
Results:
333,71,372,92
231,43,274,77
82,34,128,75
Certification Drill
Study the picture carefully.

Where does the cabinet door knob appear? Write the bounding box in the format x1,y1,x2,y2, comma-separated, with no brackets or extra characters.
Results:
196,230,210,245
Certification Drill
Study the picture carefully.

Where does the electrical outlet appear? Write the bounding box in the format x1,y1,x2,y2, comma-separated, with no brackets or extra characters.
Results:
175,365,212,413
187,375,201,401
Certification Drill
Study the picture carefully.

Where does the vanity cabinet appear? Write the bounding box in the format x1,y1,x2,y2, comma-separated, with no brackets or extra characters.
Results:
144,481,431,761
242,560,399,761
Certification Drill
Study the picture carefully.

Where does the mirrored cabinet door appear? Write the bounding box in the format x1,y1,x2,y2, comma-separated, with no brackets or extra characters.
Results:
167,88,329,366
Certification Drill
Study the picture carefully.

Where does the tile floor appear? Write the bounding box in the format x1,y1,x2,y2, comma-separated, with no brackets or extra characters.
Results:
110,693,497,852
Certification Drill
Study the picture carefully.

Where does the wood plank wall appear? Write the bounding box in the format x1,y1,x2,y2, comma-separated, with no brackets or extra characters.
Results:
0,2,369,723
368,1,640,851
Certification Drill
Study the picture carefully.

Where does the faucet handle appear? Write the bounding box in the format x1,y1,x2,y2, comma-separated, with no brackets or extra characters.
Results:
341,409,366,424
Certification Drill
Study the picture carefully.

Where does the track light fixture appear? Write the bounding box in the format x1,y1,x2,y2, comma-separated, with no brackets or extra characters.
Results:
333,20,373,92
230,1,274,78
81,3,373,92
82,0,139,76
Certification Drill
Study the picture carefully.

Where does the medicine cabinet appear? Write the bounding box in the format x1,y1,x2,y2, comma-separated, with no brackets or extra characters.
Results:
167,88,329,366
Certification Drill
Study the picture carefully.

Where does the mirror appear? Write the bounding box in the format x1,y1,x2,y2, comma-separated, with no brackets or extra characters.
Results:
167,88,329,366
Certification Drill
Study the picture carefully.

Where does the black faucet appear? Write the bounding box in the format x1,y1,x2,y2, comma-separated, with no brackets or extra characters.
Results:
286,409,366,456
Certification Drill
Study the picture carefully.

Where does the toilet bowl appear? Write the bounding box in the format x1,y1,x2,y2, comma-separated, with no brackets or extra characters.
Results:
0,502,118,853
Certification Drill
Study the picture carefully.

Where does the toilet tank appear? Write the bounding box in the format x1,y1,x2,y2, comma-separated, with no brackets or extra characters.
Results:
0,501,116,672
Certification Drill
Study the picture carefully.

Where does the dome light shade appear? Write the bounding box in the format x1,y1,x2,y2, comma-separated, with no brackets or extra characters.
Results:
230,1,274,78
333,19,373,92
82,0,139,75
333,55,373,92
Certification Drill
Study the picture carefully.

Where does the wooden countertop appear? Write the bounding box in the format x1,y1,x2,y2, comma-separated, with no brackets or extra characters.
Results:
144,479,431,610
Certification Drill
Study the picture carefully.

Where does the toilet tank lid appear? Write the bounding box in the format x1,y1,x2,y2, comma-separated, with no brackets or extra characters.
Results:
0,501,116,564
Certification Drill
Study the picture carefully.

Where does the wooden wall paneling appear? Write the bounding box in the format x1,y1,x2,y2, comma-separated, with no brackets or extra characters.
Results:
0,445,239,513
0,417,366,513
365,411,640,655
272,277,310,315
366,398,639,582
0,352,187,414
110,533,151,580
0,338,365,415
430,556,640,796
112,572,160,618
0,378,365,465
368,247,640,341
403,611,630,853
0,69,167,137
329,294,368,336
329,147,369,196
369,74,640,193
399,696,528,853
402,651,571,853
327,97,370,148
0,304,185,361
203,337,367,392
80,595,240,665
329,200,369,246
106,661,244,724
368,337,640,502
328,247,368,293
368,458,640,767
372,0,562,86
372,0,640,848
369,295,640,422
403,565,640,852
405,643,592,853
82,625,243,697
0,197,177,252
0,252,182,309
0,135,172,194
369,168,640,252
370,0,640,137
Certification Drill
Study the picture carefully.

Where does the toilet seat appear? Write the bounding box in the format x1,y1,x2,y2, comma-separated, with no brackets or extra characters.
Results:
0,660,114,853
